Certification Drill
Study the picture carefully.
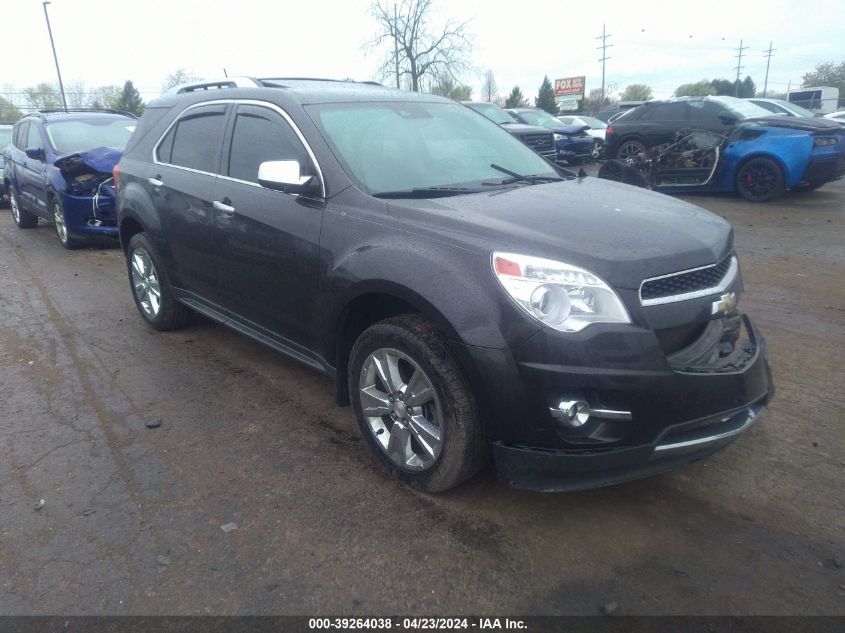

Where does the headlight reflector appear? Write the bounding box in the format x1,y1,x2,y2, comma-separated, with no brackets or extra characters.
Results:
493,253,631,332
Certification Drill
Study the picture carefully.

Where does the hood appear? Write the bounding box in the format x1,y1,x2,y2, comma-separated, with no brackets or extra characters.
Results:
500,122,554,136
554,123,591,136
54,146,123,178
389,178,732,290
746,116,843,132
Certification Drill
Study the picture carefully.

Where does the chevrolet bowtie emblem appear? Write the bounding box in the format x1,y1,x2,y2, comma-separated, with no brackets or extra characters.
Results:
711,292,738,315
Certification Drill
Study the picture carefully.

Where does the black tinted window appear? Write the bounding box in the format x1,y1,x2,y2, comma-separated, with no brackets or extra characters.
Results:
689,101,726,122
645,103,686,120
156,125,176,164
168,105,228,173
227,105,310,183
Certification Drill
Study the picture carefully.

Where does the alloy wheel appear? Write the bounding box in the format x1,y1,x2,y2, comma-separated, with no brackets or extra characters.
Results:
53,202,68,244
130,247,162,318
10,192,20,224
618,141,645,164
740,164,777,197
358,347,443,472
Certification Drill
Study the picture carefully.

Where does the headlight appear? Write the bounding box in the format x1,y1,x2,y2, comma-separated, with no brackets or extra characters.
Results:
553,133,565,142
492,252,631,332
814,136,837,147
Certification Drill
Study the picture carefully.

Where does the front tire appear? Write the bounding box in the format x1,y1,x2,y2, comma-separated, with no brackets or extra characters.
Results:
735,157,785,202
349,314,486,493
52,198,80,249
126,232,191,331
10,189,38,229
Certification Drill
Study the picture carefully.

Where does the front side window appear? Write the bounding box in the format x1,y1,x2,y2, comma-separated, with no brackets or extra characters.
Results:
163,104,228,173
227,105,310,183
309,101,557,195
27,123,43,149
13,122,28,149
45,117,135,154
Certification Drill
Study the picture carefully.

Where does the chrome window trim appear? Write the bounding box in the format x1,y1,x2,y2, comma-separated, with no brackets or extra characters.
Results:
639,256,738,307
152,98,326,198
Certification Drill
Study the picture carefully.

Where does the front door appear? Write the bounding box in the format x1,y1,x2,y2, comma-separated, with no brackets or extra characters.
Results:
212,102,324,349
21,122,49,217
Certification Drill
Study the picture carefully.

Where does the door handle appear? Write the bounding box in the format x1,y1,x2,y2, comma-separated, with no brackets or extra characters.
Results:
148,176,164,187
213,199,235,214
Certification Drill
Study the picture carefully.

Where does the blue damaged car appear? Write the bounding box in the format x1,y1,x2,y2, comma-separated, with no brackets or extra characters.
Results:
601,96,845,201
3,110,135,248
506,107,596,165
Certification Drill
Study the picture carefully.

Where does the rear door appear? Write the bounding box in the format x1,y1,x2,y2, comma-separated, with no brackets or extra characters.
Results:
640,102,688,146
150,103,229,301
212,102,324,348
21,123,50,217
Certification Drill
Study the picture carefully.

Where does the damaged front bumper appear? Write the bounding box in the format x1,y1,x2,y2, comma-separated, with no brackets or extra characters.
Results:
458,313,773,492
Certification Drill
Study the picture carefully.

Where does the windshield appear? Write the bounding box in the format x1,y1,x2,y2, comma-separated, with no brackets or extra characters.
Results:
513,109,561,129
466,102,512,125
0,128,11,147
309,101,558,195
45,117,135,154
712,96,774,120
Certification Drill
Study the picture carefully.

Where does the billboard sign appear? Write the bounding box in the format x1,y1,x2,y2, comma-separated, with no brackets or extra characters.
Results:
554,76,585,98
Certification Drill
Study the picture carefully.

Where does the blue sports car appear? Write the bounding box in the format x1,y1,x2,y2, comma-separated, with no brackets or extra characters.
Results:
3,110,135,248
598,117,845,202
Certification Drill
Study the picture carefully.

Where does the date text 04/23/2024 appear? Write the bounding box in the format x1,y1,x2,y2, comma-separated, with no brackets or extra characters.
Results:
308,618,528,630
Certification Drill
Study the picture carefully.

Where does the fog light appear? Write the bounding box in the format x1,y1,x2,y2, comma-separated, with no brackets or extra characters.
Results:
553,399,590,428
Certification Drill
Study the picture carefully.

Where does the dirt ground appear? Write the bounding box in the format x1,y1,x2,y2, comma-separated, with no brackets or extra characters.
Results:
0,176,843,616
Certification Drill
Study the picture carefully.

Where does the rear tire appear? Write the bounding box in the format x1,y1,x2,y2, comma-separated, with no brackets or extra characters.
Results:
10,189,38,229
126,232,191,331
735,157,785,202
349,314,486,493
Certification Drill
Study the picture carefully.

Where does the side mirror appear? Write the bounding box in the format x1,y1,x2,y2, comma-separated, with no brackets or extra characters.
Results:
718,113,738,126
257,160,318,194
25,147,45,161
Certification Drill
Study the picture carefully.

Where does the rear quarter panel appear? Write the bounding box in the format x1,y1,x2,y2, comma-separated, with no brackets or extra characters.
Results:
718,126,814,189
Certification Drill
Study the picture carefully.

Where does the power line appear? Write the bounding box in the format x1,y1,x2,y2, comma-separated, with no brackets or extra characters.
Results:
733,39,748,97
762,42,776,97
596,24,613,105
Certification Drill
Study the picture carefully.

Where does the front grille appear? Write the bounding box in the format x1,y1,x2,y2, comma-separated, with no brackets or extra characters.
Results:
522,133,554,152
641,255,734,302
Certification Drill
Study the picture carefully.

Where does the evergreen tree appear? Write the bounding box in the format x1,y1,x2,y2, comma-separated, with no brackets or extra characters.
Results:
113,80,144,116
535,76,558,114
504,86,527,108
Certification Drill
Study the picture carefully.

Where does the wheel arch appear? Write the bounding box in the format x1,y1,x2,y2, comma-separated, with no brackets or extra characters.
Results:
331,283,464,407
732,152,790,191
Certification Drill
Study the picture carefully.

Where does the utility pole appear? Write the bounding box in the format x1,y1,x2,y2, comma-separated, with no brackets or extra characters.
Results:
596,24,613,106
734,39,748,97
762,42,776,97
393,4,400,90
42,1,67,110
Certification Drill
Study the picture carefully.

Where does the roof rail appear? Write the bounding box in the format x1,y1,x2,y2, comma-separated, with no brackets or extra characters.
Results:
168,77,262,94
35,108,138,118
258,77,384,87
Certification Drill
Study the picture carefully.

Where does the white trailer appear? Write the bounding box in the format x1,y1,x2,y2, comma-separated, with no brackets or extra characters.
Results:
787,87,840,114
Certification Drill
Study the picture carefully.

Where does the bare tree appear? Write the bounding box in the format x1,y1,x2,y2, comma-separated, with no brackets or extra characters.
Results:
162,69,202,94
369,0,472,92
481,69,497,102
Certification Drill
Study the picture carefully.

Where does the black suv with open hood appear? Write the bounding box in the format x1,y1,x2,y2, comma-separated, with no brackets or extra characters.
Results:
115,78,773,492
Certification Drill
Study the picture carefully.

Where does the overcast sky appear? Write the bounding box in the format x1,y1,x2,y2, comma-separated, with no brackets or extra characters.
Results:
4,0,844,104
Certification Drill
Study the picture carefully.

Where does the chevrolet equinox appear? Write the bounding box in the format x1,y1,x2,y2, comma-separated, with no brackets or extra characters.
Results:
114,78,773,492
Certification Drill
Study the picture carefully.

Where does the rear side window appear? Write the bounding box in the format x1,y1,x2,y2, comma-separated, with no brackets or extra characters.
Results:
226,104,310,183
160,104,228,173
643,103,686,121
13,122,28,149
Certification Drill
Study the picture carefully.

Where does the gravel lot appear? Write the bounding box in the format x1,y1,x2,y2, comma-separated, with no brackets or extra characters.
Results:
1,176,843,615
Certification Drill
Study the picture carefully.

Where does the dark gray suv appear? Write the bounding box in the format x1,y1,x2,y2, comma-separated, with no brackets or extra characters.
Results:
115,78,773,492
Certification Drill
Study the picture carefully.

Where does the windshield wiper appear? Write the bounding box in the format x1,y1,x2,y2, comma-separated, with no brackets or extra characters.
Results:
372,186,489,199
488,163,565,185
